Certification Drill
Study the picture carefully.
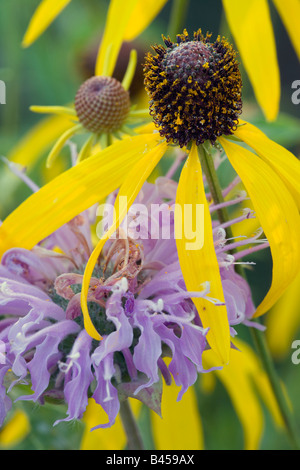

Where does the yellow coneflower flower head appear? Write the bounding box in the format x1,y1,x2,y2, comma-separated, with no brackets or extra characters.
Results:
144,29,242,147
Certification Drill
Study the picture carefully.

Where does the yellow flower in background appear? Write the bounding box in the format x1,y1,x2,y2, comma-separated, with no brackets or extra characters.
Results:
22,0,72,48
202,338,285,450
1,24,300,368
0,409,30,449
266,270,300,359
80,398,142,450
22,0,169,51
150,381,204,450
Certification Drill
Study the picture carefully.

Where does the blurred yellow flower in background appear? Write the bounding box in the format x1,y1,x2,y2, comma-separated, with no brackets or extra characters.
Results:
0,409,30,449
266,271,300,360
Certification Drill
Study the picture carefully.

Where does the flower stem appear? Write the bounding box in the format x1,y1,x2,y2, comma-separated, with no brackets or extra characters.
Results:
197,143,234,239
168,0,190,39
198,141,300,450
119,399,145,450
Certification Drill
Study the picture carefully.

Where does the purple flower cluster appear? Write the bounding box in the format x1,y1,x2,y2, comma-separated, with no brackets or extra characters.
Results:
0,174,266,430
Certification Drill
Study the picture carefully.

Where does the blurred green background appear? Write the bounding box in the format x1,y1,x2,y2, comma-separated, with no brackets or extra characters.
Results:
0,0,299,450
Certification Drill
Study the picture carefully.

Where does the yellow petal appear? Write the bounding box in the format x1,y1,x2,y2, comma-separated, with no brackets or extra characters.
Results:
81,140,167,340
203,345,263,450
123,0,168,41
95,0,138,77
272,0,300,61
45,124,82,168
203,338,284,449
0,115,75,217
7,114,74,167
22,0,72,47
235,120,300,209
0,134,160,259
0,410,30,447
266,270,300,359
95,0,168,77
253,372,285,430
219,137,300,317
30,105,77,118
80,398,141,450
233,338,284,428
175,143,230,365
222,0,280,121
151,379,204,450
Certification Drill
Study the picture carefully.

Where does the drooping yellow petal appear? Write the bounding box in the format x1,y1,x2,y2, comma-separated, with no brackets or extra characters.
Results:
203,343,263,450
266,270,300,359
45,124,82,168
7,114,74,167
222,0,280,121
80,398,141,450
121,49,138,91
219,137,300,317
230,338,284,430
95,0,138,77
123,0,169,41
0,410,30,448
0,133,160,260
151,379,204,450
253,372,285,430
81,140,167,340
30,105,77,118
0,114,75,216
22,0,72,47
175,143,230,365
272,0,300,61
77,134,96,164
95,0,168,77
203,338,284,449
235,120,300,209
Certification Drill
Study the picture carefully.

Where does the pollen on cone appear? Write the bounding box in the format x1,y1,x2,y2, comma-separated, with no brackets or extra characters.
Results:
144,29,243,147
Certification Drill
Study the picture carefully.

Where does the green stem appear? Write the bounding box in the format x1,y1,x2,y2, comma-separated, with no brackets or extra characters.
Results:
197,143,234,237
119,399,145,450
198,142,300,450
168,0,190,39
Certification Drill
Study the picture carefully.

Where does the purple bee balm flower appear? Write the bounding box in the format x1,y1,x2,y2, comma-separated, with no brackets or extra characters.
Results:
0,166,268,429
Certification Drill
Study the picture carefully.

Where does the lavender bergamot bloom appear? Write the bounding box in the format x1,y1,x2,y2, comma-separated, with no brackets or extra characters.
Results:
0,159,267,430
